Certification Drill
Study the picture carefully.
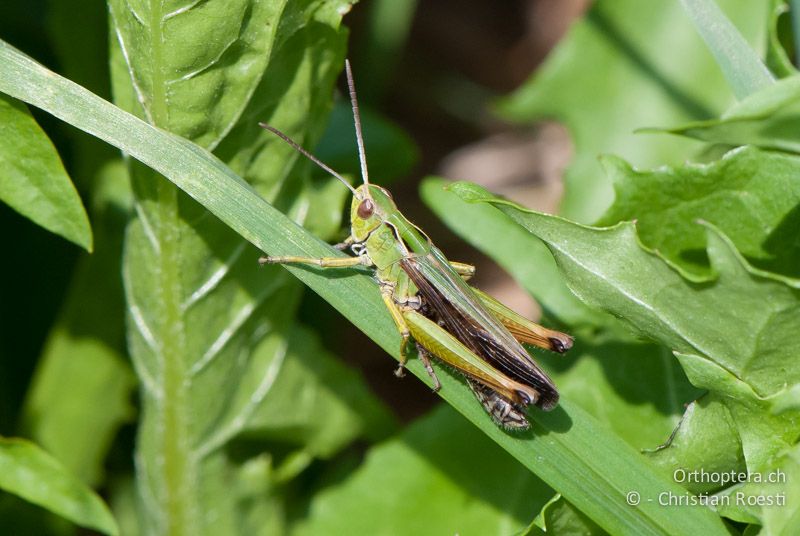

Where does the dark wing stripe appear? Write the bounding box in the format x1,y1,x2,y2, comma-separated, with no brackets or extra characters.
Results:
401,257,558,409
474,332,560,403
410,250,556,382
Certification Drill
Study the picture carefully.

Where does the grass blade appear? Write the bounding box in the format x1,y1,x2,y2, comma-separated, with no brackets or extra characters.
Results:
679,0,774,98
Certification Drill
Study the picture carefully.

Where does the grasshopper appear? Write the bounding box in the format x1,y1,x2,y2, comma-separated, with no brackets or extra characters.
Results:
259,61,572,429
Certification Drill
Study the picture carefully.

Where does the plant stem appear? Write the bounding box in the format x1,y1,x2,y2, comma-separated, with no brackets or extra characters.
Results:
147,3,196,533
156,181,196,536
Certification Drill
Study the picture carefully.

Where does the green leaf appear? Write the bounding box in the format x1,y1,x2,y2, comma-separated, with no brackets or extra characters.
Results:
108,0,273,149
713,440,800,530
551,339,698,451
21,328,135,487
422,178,700,451
0,41,731,536
678,0,774,99
420,178,597,327
497,0,769,222
451,181,800,473
648,75,800,154
597,147,800,279
21,159,133,487
670,356,799,474
235,324,397,466
451,182,800,397
295,405,555,536
650,353,797,498
0,93,92,251
0,437,119,535
647,395,746,494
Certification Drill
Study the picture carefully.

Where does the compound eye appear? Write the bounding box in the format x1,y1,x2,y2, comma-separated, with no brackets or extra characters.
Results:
357,199,374,219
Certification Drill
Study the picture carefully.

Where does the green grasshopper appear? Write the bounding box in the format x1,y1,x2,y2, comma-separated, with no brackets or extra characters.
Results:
259,61,572,429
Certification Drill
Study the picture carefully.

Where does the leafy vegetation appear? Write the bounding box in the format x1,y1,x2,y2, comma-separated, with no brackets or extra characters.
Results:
0,0,798,535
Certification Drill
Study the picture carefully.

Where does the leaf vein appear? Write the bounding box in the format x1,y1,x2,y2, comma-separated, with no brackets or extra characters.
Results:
134,203,161,253
124,1,147,27
181,241,246,310
164,35,238,86
188,279,283,376
562,246,713,358
127,303,163,397
163,0,204,21
109,14,153,123
194,340,287,459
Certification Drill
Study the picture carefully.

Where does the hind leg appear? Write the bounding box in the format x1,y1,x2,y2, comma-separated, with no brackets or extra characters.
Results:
415,343,441,392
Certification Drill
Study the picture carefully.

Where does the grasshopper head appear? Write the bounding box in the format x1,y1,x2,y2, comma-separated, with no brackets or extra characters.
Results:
350,184,397,240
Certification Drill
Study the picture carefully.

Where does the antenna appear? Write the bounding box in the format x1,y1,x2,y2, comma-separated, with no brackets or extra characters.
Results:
345,59,370,186
258,123,358,197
